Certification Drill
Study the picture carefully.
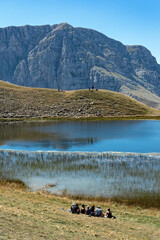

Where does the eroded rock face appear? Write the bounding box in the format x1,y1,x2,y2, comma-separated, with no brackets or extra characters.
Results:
0,22,160,106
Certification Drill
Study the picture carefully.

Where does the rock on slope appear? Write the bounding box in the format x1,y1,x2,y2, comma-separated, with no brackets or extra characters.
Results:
0,80,159,118
0,23,160,108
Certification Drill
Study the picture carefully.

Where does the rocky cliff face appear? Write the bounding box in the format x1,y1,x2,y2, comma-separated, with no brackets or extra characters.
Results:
0,23,160,108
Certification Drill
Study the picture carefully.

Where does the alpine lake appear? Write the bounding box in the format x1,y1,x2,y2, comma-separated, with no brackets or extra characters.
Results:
0,120,160,205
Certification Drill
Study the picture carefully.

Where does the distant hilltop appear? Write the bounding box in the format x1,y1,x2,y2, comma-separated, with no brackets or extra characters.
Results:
0,80,160,119
0,23,160,108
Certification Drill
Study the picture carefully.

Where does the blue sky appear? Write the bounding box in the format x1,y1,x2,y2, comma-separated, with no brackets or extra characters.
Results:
0,0,160,63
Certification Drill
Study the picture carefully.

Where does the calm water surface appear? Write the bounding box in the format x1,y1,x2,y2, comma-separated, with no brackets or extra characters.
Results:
0,120,160,152
0,120,160,198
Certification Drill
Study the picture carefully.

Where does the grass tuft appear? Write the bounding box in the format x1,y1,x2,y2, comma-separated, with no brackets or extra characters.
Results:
0,177,27,189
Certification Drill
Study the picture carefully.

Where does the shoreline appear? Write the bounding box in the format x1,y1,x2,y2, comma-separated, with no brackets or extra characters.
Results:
1,178,160,209
1,115,160,123
1,179,160,210
39,189,160,210
1,148,160,155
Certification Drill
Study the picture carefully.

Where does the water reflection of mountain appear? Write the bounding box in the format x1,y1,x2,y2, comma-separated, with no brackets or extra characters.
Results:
1,120,160,152
0,122,98,150
0,122,52,141
35,137,97,150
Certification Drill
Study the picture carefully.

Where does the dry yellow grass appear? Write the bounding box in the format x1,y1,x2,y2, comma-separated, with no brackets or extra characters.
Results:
0,182,160,240
0,80,160,119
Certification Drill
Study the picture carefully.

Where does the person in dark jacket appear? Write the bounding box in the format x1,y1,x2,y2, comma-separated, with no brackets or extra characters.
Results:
71,203,80,214
105,208,116,219
85,206,91,215
81,204,86,214
89,205,95,216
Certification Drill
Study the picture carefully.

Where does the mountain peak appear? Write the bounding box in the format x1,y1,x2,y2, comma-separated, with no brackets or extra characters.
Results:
0,24,160,109
54,22,73,30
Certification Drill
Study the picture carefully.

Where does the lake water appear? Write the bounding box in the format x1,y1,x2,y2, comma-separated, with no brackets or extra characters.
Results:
0,120,160,152
0,120,160,199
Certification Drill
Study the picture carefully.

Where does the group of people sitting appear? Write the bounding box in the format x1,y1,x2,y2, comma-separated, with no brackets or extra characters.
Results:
71,203,116,218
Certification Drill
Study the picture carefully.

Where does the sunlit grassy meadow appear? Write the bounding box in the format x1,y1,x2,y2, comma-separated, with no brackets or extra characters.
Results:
0,180,160,240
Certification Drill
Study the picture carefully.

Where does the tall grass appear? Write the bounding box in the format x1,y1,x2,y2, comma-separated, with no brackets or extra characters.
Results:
0,178,27,189
60,190,160,209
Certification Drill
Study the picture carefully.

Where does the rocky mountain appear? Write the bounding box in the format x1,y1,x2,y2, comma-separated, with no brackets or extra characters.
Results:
0,22,160,108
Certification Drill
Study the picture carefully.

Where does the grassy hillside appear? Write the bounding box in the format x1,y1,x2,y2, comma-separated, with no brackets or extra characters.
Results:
0,80,160,119
0,181,160,240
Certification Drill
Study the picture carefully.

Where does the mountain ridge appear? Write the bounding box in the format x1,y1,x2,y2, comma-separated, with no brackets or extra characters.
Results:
0,23,160,108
